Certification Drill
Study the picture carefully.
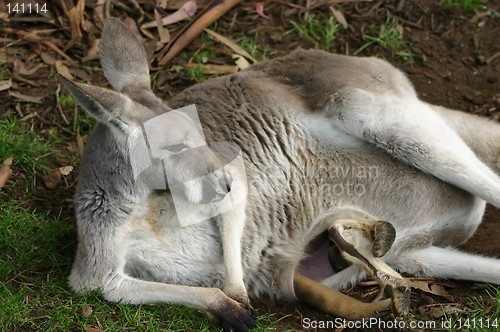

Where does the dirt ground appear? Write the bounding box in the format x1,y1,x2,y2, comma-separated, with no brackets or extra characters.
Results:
1,0,500,331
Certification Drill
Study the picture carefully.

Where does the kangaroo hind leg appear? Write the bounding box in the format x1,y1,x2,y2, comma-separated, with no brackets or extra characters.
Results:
428,104,500,175
389,246,500,285
323,88,500,208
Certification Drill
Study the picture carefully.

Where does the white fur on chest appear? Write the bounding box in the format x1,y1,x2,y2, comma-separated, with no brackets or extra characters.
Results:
121,194,225,286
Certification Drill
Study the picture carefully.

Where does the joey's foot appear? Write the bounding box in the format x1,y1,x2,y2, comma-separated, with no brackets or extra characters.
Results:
380,273,411,316
209,297,256,332
371,221,396,258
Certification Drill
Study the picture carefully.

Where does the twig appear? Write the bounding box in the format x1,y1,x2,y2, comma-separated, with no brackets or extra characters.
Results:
55,83,70,125
158,0,244,65
6,28,73,63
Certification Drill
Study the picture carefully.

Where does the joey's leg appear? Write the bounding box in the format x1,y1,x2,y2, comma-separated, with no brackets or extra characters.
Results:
102,271,255,332
324,88,500,208
328,219,411,316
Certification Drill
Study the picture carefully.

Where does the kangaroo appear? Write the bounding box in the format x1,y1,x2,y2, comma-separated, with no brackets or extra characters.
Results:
62,18,500,332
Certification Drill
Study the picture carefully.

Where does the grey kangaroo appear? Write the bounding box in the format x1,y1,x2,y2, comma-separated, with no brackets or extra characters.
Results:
61,18,500,331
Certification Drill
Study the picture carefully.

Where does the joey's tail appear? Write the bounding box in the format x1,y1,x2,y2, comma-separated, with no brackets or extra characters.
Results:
294,271,391,320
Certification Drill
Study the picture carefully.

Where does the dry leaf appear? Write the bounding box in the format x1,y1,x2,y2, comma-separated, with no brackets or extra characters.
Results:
142,0,197,29
85,324,103,332
162,0,204,9
330,6,348,29
81,305,93,318
43,168,62,189
405,278,454,301
76,128,84,157
9,91,44,103
256,3,270,19
55,61,74,81
59,166,74,176
13,59,44,76
14,30,73,62
14,75,39,87
82,39,101,62
155,9,171,44
70,68,92,82
0,79,12,91
0,157,13,191
64,0,85,50
233,54,250,70
158,0,244,65
329,0,374,3
418,303,462,319
40,52,57,66
190,64,238,75
94,0,105,26
204,29,256,63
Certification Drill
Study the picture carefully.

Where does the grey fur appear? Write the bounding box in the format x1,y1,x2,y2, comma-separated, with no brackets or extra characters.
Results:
66,18,500,331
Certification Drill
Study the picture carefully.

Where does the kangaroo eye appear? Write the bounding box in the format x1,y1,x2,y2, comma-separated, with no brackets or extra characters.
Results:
165,143,187,153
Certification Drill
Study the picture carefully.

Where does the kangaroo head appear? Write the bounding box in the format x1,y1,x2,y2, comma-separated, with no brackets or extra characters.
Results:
59,18,169,140
62,18,238,207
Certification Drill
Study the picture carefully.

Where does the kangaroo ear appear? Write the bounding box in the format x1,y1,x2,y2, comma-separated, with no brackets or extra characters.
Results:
100,18,151,93
59,75,132,134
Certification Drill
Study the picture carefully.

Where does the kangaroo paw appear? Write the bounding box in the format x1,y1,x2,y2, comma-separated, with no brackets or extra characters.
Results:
380,272,411,316
223,285,253,314
209,296,256,332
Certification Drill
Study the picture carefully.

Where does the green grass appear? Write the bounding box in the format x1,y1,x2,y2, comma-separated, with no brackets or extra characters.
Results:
56,86,95,138
354,18,415,65
455,286,500,332
74,105,95,138
0,202,290,331
181,31,275,82
238,33,276,62
287,14,340,51
0,204,72,280
185,65,208,82
59,90,76,109
0,118,51,182
0,203,74,331
444,0,487,12
180,37,218,82
398,285,500,332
